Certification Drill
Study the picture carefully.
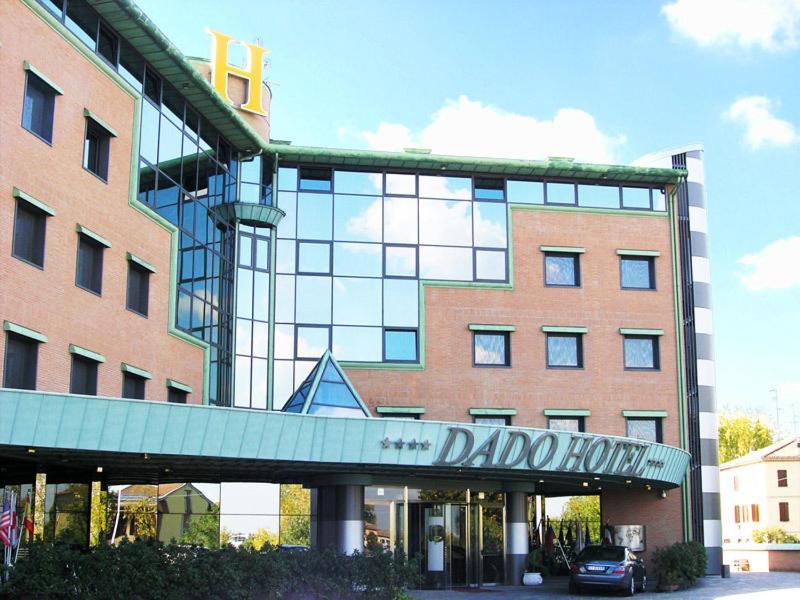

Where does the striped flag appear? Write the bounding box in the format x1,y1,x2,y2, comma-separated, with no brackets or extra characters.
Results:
0,492,14,547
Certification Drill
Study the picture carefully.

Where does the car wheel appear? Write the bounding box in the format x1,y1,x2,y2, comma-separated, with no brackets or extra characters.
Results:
639,574,647,593
624,571,635,596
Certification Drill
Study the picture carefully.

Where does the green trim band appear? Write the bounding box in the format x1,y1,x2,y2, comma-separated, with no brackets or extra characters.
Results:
376,406,426,415
12,187,56,216
166,379,193,394
617,249,661,257
23,61,64,94
69,344,105,363
83,108,118,137
619,328,665,336
541,326,588,334
3,321,48,344
126,252,156,273
544,409,591,417
75,224,111,248
468,324,516,332
623,410,668,418
120,363,152,380
539,245,586,254
469,408,518,416
510,203,669,219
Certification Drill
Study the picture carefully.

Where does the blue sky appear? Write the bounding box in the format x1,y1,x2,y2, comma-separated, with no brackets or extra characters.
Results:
138,0,800,435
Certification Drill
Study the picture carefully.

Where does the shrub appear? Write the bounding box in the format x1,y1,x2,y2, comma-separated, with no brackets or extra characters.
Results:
653,541,707,590
752,527,800,544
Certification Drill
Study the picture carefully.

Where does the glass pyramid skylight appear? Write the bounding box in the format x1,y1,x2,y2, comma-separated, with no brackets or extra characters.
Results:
281,351,371,417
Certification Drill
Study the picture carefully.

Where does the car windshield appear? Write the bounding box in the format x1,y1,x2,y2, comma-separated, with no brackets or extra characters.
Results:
578,546,625,562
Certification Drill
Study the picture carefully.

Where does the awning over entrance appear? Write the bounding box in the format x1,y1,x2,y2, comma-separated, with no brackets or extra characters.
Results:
0,390,689,494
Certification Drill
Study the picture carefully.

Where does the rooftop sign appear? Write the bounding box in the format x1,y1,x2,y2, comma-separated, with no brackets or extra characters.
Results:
207,30,269,117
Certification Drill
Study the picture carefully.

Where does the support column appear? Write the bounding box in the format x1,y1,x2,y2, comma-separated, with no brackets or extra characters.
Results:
505,491,529,585
314,486,337,550
336,484,364,555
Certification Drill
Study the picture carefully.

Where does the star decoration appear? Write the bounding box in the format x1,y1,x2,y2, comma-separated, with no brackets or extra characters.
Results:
381,437,391,449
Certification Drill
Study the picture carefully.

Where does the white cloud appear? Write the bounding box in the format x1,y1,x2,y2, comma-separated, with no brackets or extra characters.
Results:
360,95,625,164
724,96,799,149
738,236,800,290
662,0,800,51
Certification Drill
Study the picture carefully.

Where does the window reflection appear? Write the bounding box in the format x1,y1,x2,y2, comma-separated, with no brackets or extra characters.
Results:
384,329,418,362
548,417,583,432
298,241,331,275
418,175,471,199
383,280,418,326
333,277,382,325
623,336,658,369
419,200,472,246
546,182,576,205
334,195,382,242
385,173,416,196
546,334,583,368
335,171,381,195
296,326,330,359
295,276,331,324
507,180,543,204
297,193,332,240
332,326,382,361
384,245,417,278
384,197,418,244
544,253,579,287
475,250,506,281
578,184,620,209
473,203,507,248
333,242,382,277
419,246,472,280
622,187,651,209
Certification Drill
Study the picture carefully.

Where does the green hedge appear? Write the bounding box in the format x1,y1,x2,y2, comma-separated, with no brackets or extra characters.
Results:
653,541,707,590
0,540,421,600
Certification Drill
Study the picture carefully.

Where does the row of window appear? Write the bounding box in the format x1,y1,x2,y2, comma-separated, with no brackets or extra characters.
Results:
472,329,662,370
2,331,188,403
733,502,792,524
733,469,792,491
544,250,657,290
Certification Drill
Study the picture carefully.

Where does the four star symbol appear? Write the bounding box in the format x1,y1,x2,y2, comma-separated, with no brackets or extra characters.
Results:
380,437,431,450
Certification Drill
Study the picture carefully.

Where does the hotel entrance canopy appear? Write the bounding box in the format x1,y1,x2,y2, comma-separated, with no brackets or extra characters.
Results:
0,390,689,494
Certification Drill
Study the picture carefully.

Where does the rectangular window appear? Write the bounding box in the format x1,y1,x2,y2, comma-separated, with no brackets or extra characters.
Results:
97,23,119,66
621,257,656,289
22,72,57,143
626,417,663,443
297,241,332,275
127,262,150,317
122,372,146,400
544,252,580,287
167,387,188,404
299,167,332,192
70,354,98,395
779,502,789,522
144,67,161,104
474,415,511,426
83,118,111,180
473,332,510,367
734,505,741,523
474,177,504,201
623,335,660,370
3,332,39,390
384,328,418,362
384,245,418,278
76,234,105,295
777,469,788,487
751,504,760,523
546,333,583,368
12,200,48,268
548,417,585,433
733,476,739,492
380,412,419,420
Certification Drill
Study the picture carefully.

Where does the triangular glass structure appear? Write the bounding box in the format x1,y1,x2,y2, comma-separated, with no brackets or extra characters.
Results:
281,351,371,418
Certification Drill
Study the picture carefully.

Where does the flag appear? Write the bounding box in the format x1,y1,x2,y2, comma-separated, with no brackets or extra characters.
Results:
22,493,34,537
585,519,592,545
0,492,13,547
544,520,556,556
557,520,564,547
566,522,574,546
575,520,584,554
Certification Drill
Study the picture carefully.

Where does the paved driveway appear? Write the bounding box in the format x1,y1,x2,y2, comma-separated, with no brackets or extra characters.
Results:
410,573,800,599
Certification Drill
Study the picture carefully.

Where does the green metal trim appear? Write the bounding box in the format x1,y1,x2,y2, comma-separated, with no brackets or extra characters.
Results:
83,108,118,137
75,224,111,248
22,61,64,94
616,249,661,257
166,378,193,394
539,245,586,254
3,321,47,344
468,324,516,332
541,326,588,334
619,328,665,336
12,187,56,216
376,406,426,415
469,408,518,416
126,252,156,273
300,351,373,417
544,409,591,417
212,202,286,227
623,410,669,418
510,203,669,218
69,344,106,363
266,158,279,411
120,363,152,380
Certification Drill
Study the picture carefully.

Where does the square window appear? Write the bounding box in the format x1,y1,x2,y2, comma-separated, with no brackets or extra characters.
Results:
621,257,655,289
475,249,506,281
297,241,331,274
97,23,119,66
22,72,57,143
3,332,39,390
299,167,332,192
474,177,504,201
127,262,150,316
548,417,584,432
83,118,111,181
474,415,510,426
545,182,576,205
546,333,583,368
76,234,105,295
384,245,417,278
385,173,416,196
473,332,510,367
168,387,188,404
626,417,663,443
623,336,659,370
544,253,580,286
122,372,146,399
384,329,418,362
70,354,98,395
295,325,330,359
12,200,48,268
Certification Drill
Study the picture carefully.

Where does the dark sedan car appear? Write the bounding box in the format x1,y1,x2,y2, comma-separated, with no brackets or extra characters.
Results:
569,545,646,596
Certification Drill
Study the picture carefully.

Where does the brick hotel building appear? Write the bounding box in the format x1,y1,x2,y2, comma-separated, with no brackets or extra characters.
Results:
0,0,720,588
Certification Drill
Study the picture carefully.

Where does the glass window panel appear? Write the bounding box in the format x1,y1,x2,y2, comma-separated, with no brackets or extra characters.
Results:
275,275,295,323
251,358,268,409
295,276,331,324
297,193,332,240
177,291,191,330
273,360,294,409
473,202,507,248
546,182,576,204
385,330,417,362
333,277,381,325
385,173,416,196
276,192,296,239
334,195,382,242
294,360,316,388
240,182,260,204
241,156,261,184
312,381,360,408
419,200,472,246
475,250,506,281
253,271,270,321
159,116,183,165
275,324,295,359
621,257,654,289
622,187,651,209
544,254,578,286
278,167,297,191
624,337,656,369
549,418,581,432
66,1,98,50
296,326,330,359
255,238,270,271
333,243,382,277
474,333,508,366
383,279,418,326
252,321,269,359
474,177,505,201
474,416,509,426
235,318,252,354
384,197,418,244
419,246,473,280
385,245,417,278
507,180,543,204
653,189,666,211
276,239,296,273
332,326,382,362
578,185,620,209
547,334,581,367
300,167,332,192
234,357,251,407
627,418,657,442
236,268,253,318
334,171,381,195
418,176,471,199
239,235,253,267
140,101,160,164
298,242,331,274
308,405,366,418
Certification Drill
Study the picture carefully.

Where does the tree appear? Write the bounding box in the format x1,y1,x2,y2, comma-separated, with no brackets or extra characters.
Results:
752,527,800,543
718,414,774,464
242,528,279,550
180,503,223,549
559,495,601,541
279,484,310,546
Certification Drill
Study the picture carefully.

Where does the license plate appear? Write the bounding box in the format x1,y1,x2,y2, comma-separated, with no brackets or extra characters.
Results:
587,565,606,572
